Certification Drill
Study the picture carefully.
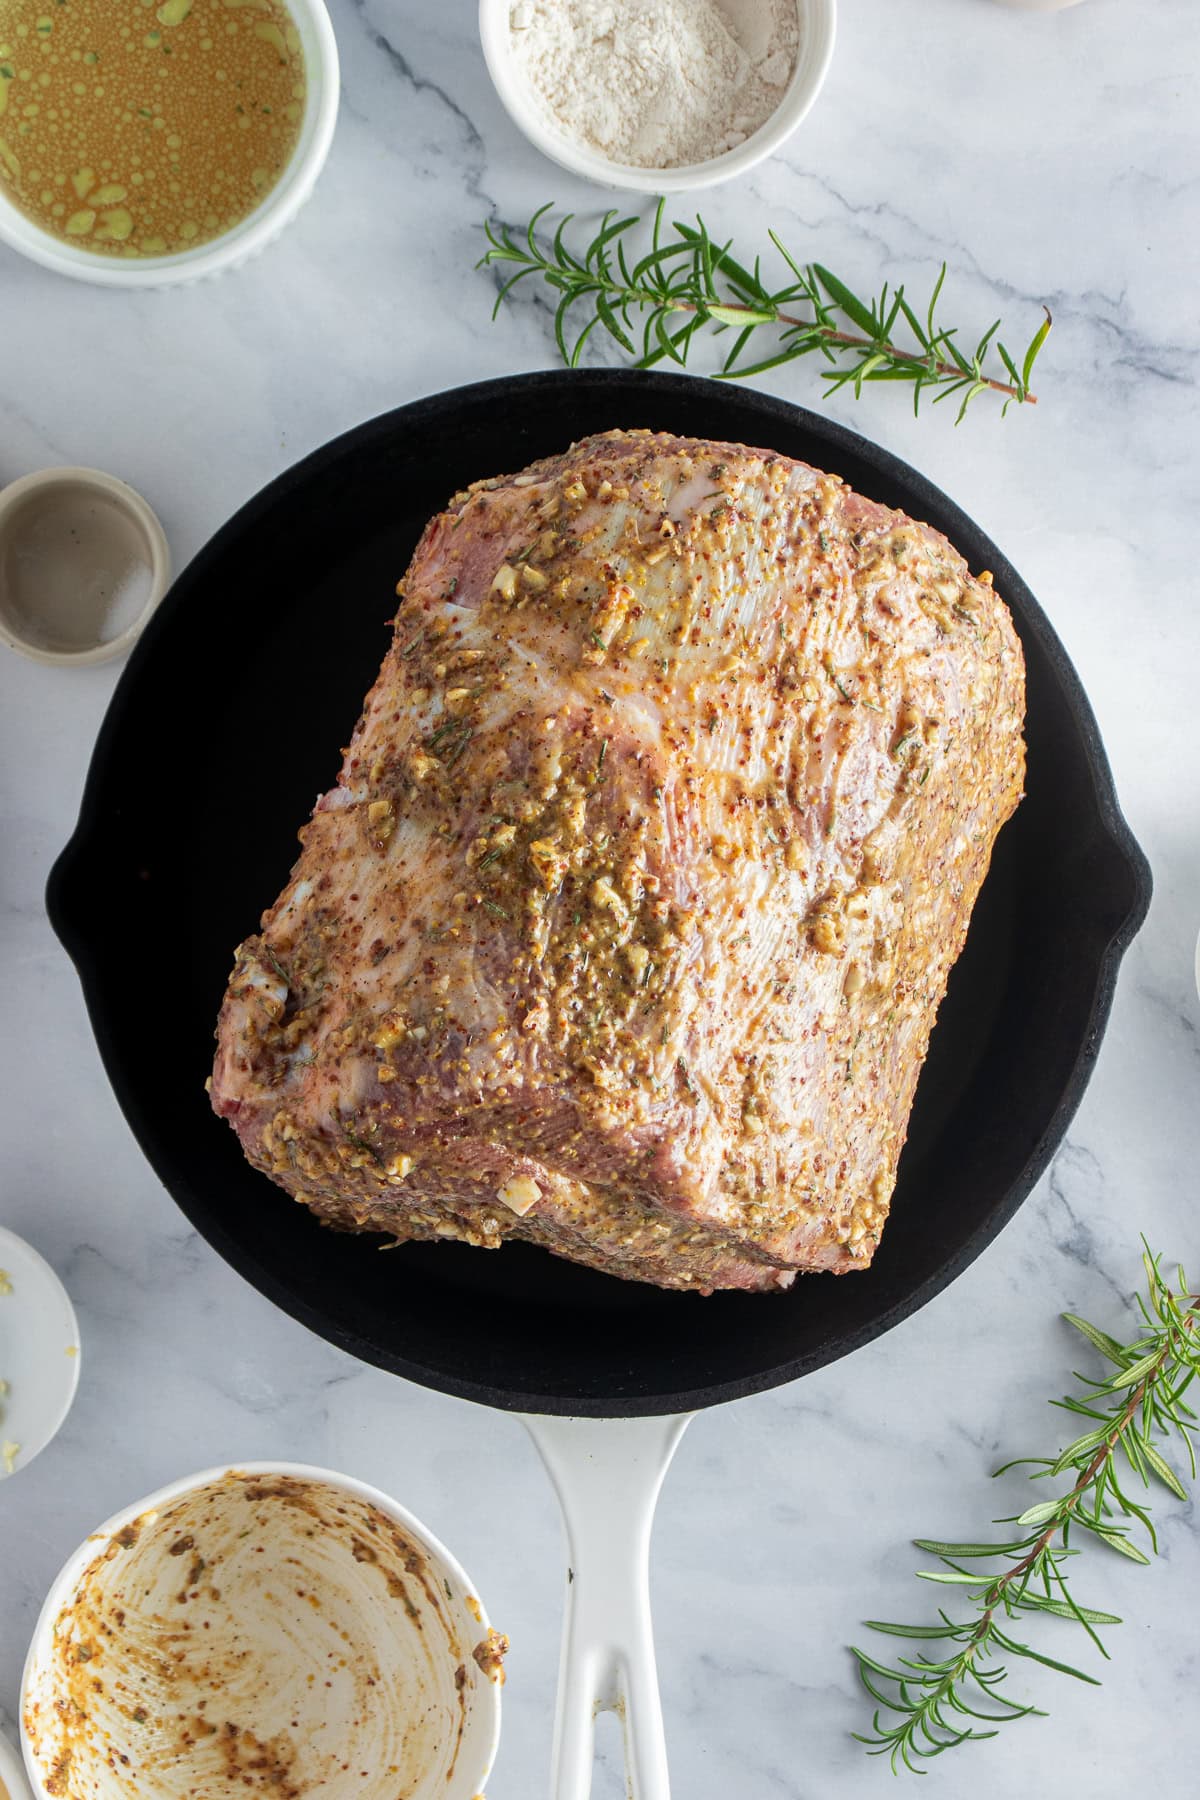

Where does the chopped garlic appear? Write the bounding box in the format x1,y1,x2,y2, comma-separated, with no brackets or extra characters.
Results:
529,837,568,891
623,943,650,981
408,748,440,781
497,1175,540,1216
591,876,629,919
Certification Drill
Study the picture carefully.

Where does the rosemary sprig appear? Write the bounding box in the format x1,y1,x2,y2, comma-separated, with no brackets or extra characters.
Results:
852,1244,1199,1772
341,1121,382,1166
479,202,1051,422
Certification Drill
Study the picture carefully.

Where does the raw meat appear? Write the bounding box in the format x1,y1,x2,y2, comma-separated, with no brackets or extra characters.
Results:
210,431,1025,1293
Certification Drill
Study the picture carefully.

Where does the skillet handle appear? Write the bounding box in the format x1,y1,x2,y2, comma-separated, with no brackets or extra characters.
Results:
522,1413,692,1800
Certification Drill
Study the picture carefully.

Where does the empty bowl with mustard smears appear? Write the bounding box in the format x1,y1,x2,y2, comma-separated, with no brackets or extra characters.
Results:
0,0,338,287
21,1462,506,1800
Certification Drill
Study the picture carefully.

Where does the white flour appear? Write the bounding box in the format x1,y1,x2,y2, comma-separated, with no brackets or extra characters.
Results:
507,1,801,169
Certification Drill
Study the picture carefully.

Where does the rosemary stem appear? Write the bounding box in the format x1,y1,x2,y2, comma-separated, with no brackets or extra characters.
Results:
480,206,1052,421
865,1281,1200,1764
987,1358,1167,1601
658,296,1038,405
989,1296,1198,1606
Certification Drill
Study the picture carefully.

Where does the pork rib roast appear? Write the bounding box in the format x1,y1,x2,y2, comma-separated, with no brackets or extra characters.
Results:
211,430,1025,1294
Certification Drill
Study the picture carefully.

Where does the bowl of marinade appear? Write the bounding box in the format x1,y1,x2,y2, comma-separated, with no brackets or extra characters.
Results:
0,0,338,287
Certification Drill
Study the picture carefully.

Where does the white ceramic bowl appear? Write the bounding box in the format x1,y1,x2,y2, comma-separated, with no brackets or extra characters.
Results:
21,1461,504,1800
0,1728,33,1800
480,0,837,193
0,1,339,288
0,1226,81,1481
0,468,171,666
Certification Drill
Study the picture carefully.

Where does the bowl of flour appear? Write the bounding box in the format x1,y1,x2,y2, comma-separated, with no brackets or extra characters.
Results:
480,0,837,191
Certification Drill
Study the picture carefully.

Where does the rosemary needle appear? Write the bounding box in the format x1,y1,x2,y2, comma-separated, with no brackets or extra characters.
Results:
852,1242,1200,1772
479,201,1051,423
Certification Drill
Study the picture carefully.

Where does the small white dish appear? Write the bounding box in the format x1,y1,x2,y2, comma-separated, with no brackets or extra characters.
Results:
0,0,339,288
480,0,837,193
21,1462,503,1800
0,1727,34,1800
0,468,171,667
0,1226,81,1482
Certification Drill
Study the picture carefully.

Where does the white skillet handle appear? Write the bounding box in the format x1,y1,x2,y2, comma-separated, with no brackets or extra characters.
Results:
523,1413,692,1800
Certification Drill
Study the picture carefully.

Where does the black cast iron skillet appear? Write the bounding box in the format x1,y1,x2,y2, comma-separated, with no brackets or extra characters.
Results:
47,371,1151,1418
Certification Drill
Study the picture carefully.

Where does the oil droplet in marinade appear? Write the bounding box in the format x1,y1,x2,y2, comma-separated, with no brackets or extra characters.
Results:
0,0,306,258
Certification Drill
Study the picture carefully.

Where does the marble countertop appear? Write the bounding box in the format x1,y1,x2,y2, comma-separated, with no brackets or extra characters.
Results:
2,1,1198,1794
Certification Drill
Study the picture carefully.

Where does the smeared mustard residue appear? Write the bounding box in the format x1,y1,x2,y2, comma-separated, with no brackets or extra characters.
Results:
23,1473,484,1800
0,0,305,257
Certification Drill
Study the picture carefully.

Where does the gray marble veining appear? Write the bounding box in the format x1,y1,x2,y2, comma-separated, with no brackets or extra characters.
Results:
2,0,1198,1792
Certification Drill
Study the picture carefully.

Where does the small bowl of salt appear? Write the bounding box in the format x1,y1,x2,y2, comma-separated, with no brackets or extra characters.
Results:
481,0,837,192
